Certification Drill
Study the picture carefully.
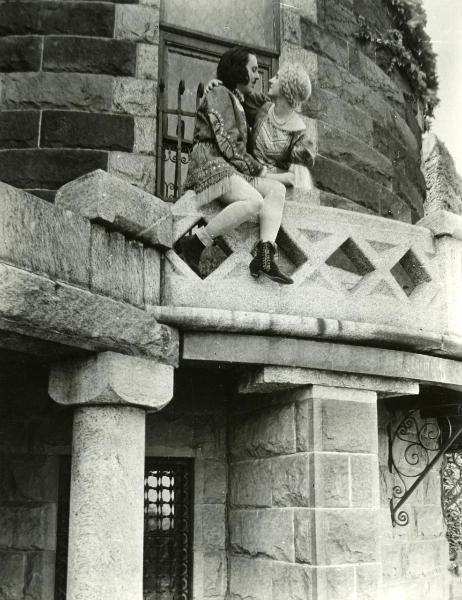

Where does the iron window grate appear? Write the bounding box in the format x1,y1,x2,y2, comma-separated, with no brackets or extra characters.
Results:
54,456,194,600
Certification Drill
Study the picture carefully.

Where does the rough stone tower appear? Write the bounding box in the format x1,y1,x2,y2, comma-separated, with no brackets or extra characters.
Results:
0,1,159,200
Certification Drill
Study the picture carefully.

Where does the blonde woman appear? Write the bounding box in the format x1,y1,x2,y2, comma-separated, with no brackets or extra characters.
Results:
242,62,315,273
245,62,315,191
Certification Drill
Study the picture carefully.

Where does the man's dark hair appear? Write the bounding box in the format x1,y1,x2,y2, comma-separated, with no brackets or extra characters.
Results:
217,47,255,90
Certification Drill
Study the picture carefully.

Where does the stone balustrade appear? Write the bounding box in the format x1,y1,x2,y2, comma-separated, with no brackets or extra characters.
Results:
161,188,462,356
2,169,462,362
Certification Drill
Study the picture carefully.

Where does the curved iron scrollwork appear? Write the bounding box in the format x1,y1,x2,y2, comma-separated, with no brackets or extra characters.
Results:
162,142,194,201
388,410,444,526
162,143,192,165
388,407,462,527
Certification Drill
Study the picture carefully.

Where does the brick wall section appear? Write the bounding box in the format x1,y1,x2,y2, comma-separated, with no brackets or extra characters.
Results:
0,1,159,201
228,385,381,600
145,368,229,600
281,0,425,223
378,403,451,600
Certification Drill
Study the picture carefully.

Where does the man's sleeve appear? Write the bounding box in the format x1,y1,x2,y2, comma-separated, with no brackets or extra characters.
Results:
205,87,263,176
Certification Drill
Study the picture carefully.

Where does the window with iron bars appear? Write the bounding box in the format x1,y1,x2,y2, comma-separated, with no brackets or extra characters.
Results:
156,29,278,202
54,457,194,600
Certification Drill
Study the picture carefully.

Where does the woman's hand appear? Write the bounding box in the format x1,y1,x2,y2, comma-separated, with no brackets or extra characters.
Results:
204,79,223,94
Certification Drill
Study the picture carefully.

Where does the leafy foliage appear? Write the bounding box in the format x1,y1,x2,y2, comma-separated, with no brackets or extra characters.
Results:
355,0,439,128
442,453,462,567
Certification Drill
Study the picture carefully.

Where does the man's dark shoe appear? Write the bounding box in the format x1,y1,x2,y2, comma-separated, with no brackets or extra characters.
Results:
179,234,205,276
249,240,293,285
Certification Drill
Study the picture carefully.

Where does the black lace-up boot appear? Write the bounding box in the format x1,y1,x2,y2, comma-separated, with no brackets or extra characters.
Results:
249,240,293,285
179,234,206,276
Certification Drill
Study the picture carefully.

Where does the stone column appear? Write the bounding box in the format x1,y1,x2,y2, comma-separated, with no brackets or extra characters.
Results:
49,351,174,600
229,367,418,600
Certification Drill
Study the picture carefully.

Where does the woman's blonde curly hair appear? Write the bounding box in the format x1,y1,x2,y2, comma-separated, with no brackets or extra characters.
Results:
279,63,312,108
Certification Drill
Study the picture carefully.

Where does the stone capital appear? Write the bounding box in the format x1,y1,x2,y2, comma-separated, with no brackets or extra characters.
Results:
239,366,419,398
49,351,174,411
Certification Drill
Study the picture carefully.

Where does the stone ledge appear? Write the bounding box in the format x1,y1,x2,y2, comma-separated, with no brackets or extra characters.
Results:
0,261,178,366
56,169,172,248
153,306,462,361
183,332,462,390
239,366,419,396
419,210,462,241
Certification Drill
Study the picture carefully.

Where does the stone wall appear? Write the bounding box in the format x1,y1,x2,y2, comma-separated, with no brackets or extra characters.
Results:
0,361,72,600
228,390,313,600
378,402,451,600
282,0,426,222
0,0,158,201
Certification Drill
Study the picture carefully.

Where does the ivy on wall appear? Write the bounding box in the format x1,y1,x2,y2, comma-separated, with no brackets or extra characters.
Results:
442,452,462,571
355,0,439,128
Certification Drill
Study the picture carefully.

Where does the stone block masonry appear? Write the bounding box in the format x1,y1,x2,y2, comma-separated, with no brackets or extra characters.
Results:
0,1,160,200
0,36,42,72
281,0,426,221
0,111,40,149
0,2,115,37
43,37,137,76
41,111,135,151
0,454,60,600
228,376,382,600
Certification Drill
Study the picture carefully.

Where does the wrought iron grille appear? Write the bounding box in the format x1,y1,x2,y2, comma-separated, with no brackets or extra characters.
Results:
388,409,442,526
54,457,194,600
144,458,194,600
156,79,204,202
386,389,462,528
